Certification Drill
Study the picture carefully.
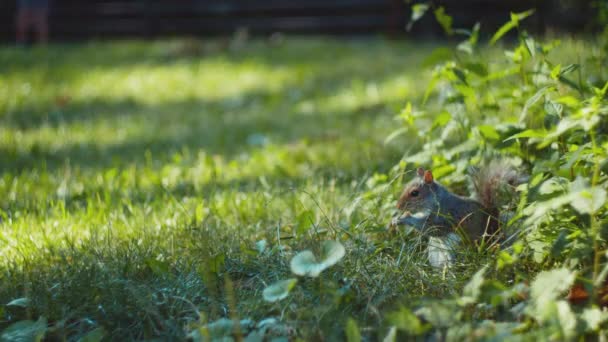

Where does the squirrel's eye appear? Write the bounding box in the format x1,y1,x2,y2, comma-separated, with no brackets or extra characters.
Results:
410,190,419,197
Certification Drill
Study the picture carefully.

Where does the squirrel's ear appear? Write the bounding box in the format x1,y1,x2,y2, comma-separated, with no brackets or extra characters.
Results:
423,170,434,184
417,167,425,177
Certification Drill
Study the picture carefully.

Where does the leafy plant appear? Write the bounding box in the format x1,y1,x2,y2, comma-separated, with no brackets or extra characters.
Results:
290,240,346,277
384,3,608,339
262,278,298,302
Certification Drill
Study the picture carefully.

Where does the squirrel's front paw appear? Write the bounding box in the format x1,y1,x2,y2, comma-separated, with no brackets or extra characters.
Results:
392,213,413,227
390,217,400,228
392,210,430,231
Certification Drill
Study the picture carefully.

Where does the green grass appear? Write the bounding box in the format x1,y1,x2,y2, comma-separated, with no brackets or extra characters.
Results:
0,36,600,340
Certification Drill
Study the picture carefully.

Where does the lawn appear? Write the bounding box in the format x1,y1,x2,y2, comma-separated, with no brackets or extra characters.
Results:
0,35,606,340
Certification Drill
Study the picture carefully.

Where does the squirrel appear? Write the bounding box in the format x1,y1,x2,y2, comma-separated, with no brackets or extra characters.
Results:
391,160,523,245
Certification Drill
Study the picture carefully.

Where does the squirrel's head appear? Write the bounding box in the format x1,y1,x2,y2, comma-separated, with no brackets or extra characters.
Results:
397,167,438,212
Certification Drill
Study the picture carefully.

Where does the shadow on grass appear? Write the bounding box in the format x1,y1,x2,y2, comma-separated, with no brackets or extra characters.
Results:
0,100,399,173
0,49,419,175
2,37,429,129
0,37,427,77
0,37,432,178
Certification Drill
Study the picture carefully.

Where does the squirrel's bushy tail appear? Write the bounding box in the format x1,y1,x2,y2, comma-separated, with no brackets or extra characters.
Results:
468,159,525,209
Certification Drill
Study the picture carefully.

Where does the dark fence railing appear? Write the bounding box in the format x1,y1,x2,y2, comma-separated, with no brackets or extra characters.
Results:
0,0,594,41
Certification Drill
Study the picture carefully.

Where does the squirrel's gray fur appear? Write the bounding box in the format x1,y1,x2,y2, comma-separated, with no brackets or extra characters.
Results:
392,160,523,243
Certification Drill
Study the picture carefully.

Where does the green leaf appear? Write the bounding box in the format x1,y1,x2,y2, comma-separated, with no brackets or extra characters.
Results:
503,129,545,141
411,3,429,22
198,318,255,339
383,326,397,342
422,48,452,68
255,318,292,339
538,117,578,148
595,251,608,287
555,95,581,108
398,101,414,124
262,278,297,302
520,85,552,122
457,23,481,54
490,9,535,45
384,127,408,145
386,307,428,334
244,330,265,342
463,62,488,77
6,298,29,308
570,186,607,214
524,177,605,224
345,318,361,342
523,193,572,224
296,210,315,235
544,100,563,117
209,254,225,274
433,7,453,35
530,268,575,303
432,111,451,128
318,240,346,268
429,164,456,179
77,328,105,342
550,64,562,80
477,125,500,140
581,308,608,332
523,35,537,57
556,300,577,339
423,72,441,104
290,251,321,276
1,317,47,342
512,9,536,23
528,268,575,323
462,266,487,303
553,64,581,88
290,240,346,277
560,63,580,76
452,67,468,85
538,177,568,195
414,302,459,328
490,21,517,46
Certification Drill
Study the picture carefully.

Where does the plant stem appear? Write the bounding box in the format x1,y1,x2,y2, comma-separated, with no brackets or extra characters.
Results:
590,131,602,297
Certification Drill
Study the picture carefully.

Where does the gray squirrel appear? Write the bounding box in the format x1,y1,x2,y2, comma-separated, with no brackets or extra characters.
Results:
391,161,524,266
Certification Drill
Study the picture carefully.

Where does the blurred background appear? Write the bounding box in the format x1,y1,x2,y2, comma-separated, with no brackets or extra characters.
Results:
0,0,599,42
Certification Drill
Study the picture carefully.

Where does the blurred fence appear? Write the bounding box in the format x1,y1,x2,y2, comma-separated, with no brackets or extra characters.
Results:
0,0,594,41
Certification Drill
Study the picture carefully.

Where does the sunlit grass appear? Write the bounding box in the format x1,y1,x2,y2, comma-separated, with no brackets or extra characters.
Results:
0,38,441,339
